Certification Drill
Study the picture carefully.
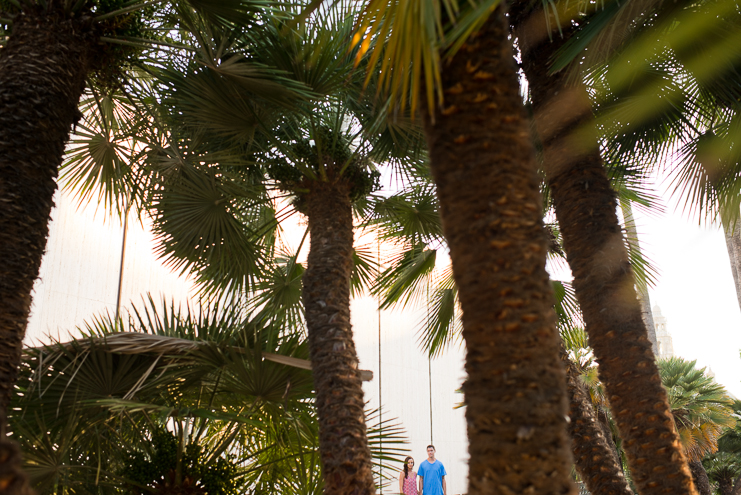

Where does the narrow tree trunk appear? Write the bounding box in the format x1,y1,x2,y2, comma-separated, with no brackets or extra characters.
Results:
730,472,741,495
301,180,374,495
561,352,633,495
596,406,622,467
563,351,634,495
721,217,741,314
421,8,576,494
719,475,734,495
510,9,697,495
621,201,658,354
0,10,93,494
689,461,712,495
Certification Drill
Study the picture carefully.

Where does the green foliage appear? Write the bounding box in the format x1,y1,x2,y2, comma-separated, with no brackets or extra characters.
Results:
369,184,444,246
267,125,382,204
558,0,741,227
658,357,736,461
11,295,412,495
373,242,437,310
416,266,461,357
351,0,504,113
703,451,741,493
12,297,314,494
90,0,154,90
703,400,741,493
122,429,238,495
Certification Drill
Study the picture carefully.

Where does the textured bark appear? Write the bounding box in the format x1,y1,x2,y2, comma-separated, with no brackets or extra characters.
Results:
421,8,576,495
596,406,622,466
719,475,734,495
301,180,373,495
0,9,94,495
621,202,658,353
510,8,696,495
731,472,741,495
689,461,712,495
0,441,32,495
722,218,741,314
563,352,633,495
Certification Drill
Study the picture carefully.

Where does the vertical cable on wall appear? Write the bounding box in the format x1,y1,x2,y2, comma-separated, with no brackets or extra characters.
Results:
116,147,136,327
115,199,130,325
377,237,383,493
427,278,433,444
428,357,433,443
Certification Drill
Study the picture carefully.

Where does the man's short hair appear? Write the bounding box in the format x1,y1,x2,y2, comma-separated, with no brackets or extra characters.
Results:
426,445,435,451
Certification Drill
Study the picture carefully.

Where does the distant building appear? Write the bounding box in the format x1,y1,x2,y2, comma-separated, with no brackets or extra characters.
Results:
653,305,675,359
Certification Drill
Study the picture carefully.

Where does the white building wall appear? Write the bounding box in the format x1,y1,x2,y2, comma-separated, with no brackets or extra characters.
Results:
26,189,198,344
26,189,470,494
353,296,469,494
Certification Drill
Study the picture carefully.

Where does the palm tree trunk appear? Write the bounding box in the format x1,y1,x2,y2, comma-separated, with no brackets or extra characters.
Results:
510,9,697,495
563,351,634,495
421,8,576,494
596,406,622,466
0,10,93,494
730,472,741,495
301,180,374,495
721,217,741,314
689,461,712,495
719,475,734,495
620,201,658,353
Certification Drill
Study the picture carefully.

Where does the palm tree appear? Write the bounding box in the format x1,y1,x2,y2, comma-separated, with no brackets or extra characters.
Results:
548,0,741,314
61,8,427,492
705,453,741,495
269,118,381,495
704,400,741,495
0,2,308,490
658,357,736,495
366,178,636,494
504,7,697,491
556,327,633,495
562,348,634,495
353,2,576,491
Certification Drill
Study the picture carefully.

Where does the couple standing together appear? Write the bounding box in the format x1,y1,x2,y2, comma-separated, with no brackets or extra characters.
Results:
398,445,447,495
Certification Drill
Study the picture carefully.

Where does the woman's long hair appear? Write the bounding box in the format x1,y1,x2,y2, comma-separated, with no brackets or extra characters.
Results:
403,456,414,479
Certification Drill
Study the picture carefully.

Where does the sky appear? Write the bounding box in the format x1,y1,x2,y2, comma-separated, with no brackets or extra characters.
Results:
619,173,741,398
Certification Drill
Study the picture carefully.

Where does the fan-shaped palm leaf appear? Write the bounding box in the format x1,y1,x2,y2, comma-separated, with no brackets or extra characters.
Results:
658,357,736,461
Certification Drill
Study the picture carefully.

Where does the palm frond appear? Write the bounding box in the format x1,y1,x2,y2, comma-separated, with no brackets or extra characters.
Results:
552,280,583,332
658,356,736,460
369,185,444,246
352,0,503,113
366,407,411,490
352,244,380,298
373,243,437,310
416,266,461,357
62,90,147,216
148,161,270,293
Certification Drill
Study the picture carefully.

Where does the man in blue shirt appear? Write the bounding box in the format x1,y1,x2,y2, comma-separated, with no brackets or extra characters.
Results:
417,445,447,495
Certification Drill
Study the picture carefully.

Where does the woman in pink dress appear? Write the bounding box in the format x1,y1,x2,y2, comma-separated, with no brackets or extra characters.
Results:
398,456,418,495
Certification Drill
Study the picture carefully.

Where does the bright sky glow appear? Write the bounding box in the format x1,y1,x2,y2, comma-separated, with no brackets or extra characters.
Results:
632,172,741,398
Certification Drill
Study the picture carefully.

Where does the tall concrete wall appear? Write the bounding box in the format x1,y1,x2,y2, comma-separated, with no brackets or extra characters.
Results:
353,295,468,494
27,190,196,344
